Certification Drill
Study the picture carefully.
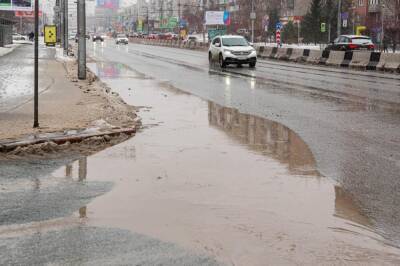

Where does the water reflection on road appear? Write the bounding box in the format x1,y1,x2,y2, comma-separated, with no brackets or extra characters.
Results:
55,62,400,264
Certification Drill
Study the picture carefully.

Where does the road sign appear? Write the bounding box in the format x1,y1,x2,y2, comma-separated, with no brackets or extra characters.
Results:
321,23,326,33
276,29,281,44
250,12,256,20
44,25,57,46
276,22,282,30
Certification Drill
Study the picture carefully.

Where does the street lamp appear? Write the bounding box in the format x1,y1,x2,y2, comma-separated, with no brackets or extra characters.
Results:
381,3,385,47
250,0,255,43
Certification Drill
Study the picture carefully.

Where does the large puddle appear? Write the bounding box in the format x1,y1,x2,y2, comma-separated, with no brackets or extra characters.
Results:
37,62,400,264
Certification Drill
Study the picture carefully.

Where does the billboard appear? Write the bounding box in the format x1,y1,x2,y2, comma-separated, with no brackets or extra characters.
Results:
96,0,119,9
205,11,230,26
0,0,33,11
15,10,42,17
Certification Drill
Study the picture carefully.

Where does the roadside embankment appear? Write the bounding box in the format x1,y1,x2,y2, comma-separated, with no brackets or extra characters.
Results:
0,47,140,155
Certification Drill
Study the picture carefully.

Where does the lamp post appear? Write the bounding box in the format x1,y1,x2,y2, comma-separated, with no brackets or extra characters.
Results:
381,3,385,48
250,0,255,43
33,0,39,128
337,0,341,36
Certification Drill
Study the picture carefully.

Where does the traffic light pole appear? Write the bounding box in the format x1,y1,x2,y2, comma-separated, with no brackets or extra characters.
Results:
78,0,86,79
33,0,39,128
63,0,68,55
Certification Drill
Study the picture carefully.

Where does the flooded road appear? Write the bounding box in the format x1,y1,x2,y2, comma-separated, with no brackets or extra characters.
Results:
1,41,400,265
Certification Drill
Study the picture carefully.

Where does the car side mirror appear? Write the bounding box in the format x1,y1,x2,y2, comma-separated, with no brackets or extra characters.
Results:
249,42,254,47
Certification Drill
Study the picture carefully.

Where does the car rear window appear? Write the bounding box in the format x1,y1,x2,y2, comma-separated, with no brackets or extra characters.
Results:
351,37,372,44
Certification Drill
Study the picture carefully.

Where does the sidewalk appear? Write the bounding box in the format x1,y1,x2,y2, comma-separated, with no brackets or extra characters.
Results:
0,47,138,141
0,43,22,57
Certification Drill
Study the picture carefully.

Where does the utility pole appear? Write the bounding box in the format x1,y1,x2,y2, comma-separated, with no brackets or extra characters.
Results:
178,0,181,35
337,0,341,37
63,0,68,55
381,3,385,48
77,0,86,80
33,0,39,128
60,0,65,48
251,0,255,43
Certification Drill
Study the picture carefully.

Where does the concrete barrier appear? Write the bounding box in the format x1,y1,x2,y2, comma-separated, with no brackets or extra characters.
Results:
350,51,372,69
326,51,345,66
256,46,264,56
259,46,273,58
275,48,289,60
319,50,330,65
305,50,323,64
340,51,353,67
366,52,381,70
270,47,278,58
377,53,400,72
288,48,304,62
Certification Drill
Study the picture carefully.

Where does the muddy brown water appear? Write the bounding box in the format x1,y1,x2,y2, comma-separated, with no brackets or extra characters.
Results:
41,62,400,265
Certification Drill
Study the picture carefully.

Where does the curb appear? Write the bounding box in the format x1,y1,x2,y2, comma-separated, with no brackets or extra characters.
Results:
0,127,136,153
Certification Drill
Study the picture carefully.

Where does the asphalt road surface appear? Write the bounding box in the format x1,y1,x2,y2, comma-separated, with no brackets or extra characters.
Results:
1,41,400,265
88,40,400,244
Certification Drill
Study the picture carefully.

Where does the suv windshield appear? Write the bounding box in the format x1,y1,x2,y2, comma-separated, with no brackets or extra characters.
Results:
117,34,126,38
222,37,248,47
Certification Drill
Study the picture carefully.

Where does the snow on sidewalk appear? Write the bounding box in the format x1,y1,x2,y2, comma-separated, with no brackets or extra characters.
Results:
0,44,22,57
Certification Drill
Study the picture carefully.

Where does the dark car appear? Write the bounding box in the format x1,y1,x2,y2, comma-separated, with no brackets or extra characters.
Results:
92,35,104,42
75,34,90,43
325,35,375,51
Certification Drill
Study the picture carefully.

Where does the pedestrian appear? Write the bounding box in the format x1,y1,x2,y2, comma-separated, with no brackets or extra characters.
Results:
383,36,389,53
393,40,397,53
28,31,34,42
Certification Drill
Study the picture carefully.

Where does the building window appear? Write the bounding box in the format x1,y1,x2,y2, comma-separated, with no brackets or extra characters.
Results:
358,0,364,6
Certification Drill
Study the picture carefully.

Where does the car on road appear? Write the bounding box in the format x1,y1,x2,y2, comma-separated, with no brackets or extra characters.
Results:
92,34,104,42
115,34,129,45
208,35,257,68
325,35,375,51
12,33,27,41
75,34,90,43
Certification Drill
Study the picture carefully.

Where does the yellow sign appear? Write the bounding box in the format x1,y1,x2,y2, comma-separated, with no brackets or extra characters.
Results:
44,25,57,45
356,26,366,36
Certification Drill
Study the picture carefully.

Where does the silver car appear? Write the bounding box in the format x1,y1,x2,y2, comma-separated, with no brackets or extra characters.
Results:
208,35,257,68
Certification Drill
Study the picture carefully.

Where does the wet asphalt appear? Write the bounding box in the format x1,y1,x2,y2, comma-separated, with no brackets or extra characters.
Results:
88,41,400,245
0,41,400,264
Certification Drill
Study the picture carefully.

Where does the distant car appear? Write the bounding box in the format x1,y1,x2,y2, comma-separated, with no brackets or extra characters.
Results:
12,33,27,41
184,35,199,44
75,34,90,43
208,35,257,68
115,34,129,44
129,32,139,38
147,33,157,39
92,34,104,42
325,35,375,51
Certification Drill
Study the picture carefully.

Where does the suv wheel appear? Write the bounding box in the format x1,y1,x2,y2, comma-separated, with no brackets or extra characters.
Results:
249,61,256,68
219,54,226,68
209,53,212,64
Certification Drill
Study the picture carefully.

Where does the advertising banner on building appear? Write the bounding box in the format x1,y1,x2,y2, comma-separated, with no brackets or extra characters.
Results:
96,0,119,10
0,0,33,11
15,10,42,17
205,11,230,25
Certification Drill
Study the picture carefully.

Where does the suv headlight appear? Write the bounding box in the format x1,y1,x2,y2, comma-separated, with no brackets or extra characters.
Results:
223,49,233,53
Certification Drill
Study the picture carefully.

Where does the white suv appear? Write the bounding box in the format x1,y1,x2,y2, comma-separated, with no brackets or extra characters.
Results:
208,35,257,68
115,34,129,45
